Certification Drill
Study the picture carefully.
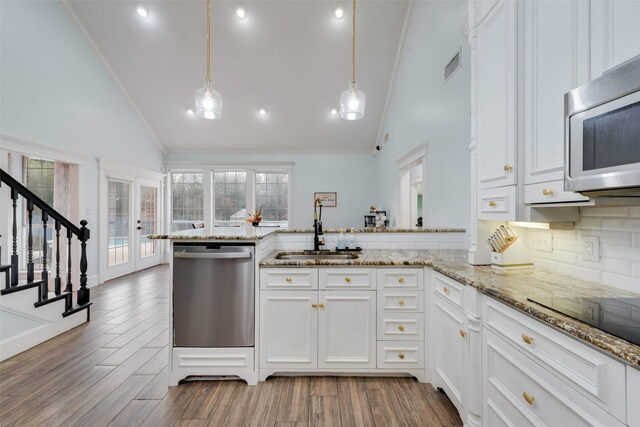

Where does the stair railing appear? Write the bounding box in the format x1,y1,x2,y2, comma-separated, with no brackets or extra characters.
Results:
0,168,90,313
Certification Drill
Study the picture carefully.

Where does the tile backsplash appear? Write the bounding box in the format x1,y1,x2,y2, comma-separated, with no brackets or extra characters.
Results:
515,207,640,293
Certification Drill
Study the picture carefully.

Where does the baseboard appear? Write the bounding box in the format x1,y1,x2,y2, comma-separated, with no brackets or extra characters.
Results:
87,274,99,288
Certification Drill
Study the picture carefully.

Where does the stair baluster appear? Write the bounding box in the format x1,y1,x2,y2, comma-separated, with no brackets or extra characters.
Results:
26,200,34,283
55,220,61,295
11,188,18,287
65,229,73,311
40,212,49,302
78,220,89,306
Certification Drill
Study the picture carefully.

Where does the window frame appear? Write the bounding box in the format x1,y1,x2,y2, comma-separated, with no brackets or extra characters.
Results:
168,170,210,232
253,169,292,226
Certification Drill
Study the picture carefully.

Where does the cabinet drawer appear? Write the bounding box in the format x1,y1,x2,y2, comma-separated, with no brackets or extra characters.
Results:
484,331,625,427
377,291,423,312
483,297,626,420
376,341,424,369
524,180,589,204
319,269,375,290
432,272,464,309
172,348,254,373
260,268,317,289
376,269,423,290
628,367,640,427
377,312,424,341
478,186,516,221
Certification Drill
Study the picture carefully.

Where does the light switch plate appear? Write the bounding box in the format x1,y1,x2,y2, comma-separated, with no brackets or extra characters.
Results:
582,236,600,262
529,230,553,253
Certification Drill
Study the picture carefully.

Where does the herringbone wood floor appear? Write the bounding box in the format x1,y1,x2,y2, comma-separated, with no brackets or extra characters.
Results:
0,265,462,426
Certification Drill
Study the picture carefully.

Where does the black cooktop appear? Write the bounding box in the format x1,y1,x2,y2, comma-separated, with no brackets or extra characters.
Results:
528,296,640,346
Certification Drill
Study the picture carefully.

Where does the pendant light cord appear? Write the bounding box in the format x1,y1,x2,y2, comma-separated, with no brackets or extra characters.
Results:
351,0,356,83
206,0,211,83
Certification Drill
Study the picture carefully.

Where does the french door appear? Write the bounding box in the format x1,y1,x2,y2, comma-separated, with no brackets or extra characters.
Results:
104,175,162,281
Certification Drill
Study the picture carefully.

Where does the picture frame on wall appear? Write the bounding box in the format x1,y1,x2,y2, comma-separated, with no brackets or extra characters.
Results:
314,192,337,207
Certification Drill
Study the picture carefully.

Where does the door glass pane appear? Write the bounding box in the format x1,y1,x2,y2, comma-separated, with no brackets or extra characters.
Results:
108,180,131,267
139,185,158,259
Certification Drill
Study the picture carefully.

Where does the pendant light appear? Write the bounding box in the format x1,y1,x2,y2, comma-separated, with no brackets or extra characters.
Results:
195,0,222,119
340,0,365,120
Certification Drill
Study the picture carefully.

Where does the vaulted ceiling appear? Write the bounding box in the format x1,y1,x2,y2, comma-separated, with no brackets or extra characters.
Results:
64,0,411,154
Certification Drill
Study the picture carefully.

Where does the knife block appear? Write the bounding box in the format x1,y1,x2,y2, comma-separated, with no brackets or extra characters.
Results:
491,238,533,271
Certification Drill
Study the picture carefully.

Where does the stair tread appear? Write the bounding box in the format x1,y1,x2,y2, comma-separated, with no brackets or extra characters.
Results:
1,280,45,295
63,302,92,318
34,292,72,308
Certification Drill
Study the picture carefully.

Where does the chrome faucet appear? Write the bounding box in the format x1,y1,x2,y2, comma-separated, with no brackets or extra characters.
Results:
313,197,325,251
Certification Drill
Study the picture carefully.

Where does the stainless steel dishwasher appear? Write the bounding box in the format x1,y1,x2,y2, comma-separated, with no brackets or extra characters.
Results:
173,244,255,347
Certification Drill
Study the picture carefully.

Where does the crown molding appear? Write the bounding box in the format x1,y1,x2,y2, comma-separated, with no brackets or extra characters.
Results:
164,147,375,155
60,1,167,155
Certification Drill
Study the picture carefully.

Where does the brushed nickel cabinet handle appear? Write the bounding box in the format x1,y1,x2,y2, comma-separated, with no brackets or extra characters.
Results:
542,188,554,196
523,391,535,405
522,334,534,345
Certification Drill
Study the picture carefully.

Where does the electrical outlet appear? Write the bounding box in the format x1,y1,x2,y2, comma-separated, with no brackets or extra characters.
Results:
582,236,600,262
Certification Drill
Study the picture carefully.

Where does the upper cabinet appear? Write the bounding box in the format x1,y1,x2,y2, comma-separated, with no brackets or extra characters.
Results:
591,0,640,78
476,0,517,190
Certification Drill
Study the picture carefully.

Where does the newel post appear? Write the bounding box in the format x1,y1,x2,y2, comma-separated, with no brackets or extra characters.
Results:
77,220,90,306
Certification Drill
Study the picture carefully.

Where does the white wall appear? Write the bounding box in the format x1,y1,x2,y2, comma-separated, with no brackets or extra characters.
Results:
375,0,471,229
0,1,164,284
164,152,377,229
515,207,640,293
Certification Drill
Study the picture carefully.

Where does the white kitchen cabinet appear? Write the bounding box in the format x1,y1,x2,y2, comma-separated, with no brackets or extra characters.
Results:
591,0,640,78
318,290,376,369
523,0,591,195
259,290,318,369
432,293,467,415
476,0,517,190
629,367,640,427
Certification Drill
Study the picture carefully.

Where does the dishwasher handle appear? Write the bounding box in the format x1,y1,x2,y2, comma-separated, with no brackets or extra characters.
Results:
174,251,252,259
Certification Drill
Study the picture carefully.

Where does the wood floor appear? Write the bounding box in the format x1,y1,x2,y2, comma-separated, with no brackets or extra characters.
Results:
0,265,462,427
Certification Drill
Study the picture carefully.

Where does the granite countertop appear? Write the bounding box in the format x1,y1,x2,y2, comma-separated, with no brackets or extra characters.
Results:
260,249,640,368
148,226,466,240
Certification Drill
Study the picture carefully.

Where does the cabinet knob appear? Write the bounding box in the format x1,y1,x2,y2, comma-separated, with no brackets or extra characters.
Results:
522,334,534,345
398,353,405,359
542,188,554,196
311,304,318,308
398,277,405,284
459,329,467,338
285,277,292,283
523,391,535,405
443,287,450,295
398,325,405,331
488,201,497,207
504,164,513,172
398,300,405,306
318,303,325,308
345,277,351,283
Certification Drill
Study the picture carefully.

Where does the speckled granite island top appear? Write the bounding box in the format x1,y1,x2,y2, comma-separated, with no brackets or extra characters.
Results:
147,227,466,240
261,249,640,368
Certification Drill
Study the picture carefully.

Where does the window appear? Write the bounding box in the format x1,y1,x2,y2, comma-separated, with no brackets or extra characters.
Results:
214,171,247,225
255,172,289,225
171,172,204,231
23,158,55,271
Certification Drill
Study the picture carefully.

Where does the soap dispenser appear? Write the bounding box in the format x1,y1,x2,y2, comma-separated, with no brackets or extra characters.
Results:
337,228,346,250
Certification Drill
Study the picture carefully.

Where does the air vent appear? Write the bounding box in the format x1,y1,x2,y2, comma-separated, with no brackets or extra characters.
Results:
445,50,461,81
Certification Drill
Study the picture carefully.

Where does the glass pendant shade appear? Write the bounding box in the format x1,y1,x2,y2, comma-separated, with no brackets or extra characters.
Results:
340,81,365,120
195,80,222,120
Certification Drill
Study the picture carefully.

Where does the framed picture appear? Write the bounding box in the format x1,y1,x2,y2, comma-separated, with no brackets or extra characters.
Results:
314,192,337,207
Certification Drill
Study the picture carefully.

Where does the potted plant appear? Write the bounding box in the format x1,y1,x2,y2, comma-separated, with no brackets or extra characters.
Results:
246,208,263,227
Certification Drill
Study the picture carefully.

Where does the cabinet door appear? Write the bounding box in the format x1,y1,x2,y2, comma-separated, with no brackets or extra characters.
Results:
432,295,466,413
260,291,317,369
318,291,376,369
477,0,517,189
523,0,589,186
591,0,640,78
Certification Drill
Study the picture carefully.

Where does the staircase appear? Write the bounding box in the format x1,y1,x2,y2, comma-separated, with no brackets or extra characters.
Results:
0,168,91,361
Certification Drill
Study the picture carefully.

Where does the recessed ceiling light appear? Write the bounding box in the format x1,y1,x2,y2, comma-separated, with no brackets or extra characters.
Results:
236,7,247,20
136,5,149,19
330,108,338,116
334,7,344,19
186,108,195,116
258,108,267,116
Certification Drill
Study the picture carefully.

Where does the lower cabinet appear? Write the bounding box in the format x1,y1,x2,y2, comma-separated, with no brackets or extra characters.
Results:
259,289,376,370
432,292,467,414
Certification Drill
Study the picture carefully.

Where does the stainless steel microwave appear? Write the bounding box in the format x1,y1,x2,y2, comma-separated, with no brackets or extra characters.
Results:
565,55,640,196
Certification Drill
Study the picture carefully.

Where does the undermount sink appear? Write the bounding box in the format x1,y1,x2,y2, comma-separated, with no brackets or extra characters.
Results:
275,251,359,261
